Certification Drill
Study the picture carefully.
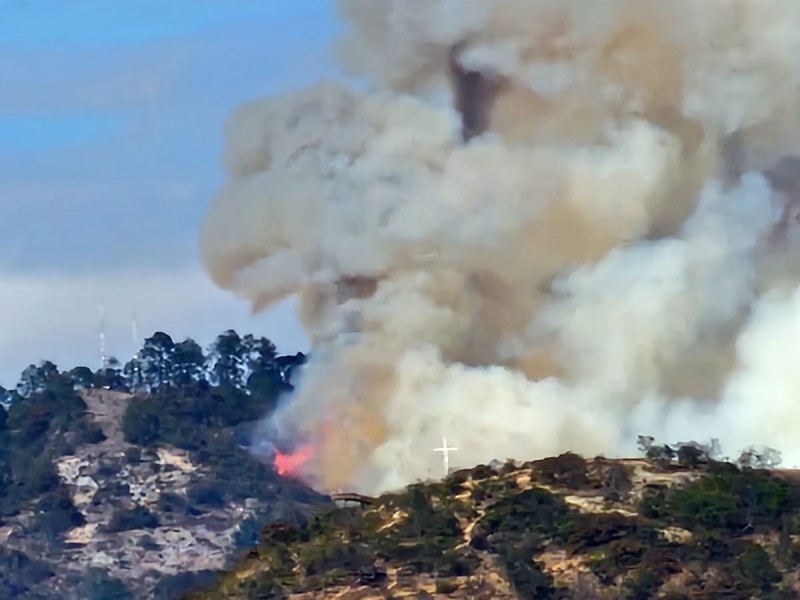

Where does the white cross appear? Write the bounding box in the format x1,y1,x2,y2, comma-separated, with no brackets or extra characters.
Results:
433,436,458,477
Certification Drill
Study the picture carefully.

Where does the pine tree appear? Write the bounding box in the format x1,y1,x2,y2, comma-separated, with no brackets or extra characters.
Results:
171,338,206,389
207,330,245,389
16,361,60,397
69,366,95,390
139,332,176,392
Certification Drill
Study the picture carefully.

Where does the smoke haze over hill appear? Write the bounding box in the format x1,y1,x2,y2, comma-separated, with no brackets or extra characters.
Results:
200,0,800,494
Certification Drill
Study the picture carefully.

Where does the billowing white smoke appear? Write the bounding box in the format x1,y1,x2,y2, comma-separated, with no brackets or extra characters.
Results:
200,0,800,493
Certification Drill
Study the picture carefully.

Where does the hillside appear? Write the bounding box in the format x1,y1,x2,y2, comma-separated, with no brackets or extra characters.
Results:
187,453,800,599
4,330,800,599
0,330,329,600
0,386,329,600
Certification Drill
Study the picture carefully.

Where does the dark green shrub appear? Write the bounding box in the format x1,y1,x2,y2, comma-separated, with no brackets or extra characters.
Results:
157,492,190,516
298,538,373,576
31,488,85,537
83,568,135,600
500,545,557,599
17,455,60,497
477,487,572,538
622,568,661,599
434,550,481,577
92,481,130,508
234,517,261,550
259,522,305,545
0,548,54,598
564,513,650,552
435,579,460,594
236,575,286,600
533,452,589,488
501,459,520,475
75,422,107,445
470,464,495,480
445,469,470,486
592,460,633,500
153,570,217,600
139,535,160,551
124,447,142,464
640,463,793,533
187,482,226,509
736,543,782,591
121,407,161,446
105,506,159,532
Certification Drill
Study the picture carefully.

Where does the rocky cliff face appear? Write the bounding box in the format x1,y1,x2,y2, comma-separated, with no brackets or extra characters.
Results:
1,390,328,600
188,454,800,599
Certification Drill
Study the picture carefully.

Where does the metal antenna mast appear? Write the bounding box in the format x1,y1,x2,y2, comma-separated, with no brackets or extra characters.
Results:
131,313,139,356
129,312,143,388
99,300,108,370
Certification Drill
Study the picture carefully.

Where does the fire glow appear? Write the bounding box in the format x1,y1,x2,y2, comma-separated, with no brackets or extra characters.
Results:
274,444,315,477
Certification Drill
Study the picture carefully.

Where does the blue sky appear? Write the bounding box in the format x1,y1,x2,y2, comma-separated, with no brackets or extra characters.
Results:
0,1,296,46
0,0,340,385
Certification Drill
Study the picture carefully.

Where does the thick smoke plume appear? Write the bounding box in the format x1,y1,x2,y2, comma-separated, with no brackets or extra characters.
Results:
201,0,800,494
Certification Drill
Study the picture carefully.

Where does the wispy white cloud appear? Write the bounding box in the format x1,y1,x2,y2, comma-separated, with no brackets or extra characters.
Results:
0,265,308,388
0,1,337,378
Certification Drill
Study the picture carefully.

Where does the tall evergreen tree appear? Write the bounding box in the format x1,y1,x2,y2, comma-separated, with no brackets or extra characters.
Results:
69,366,95,390
171,338,206,389
207,330,245,388
275,352,308,388
95,357,127,391
242,334,277,375
123,356,146,394
16,361,60,397
0,385,14,409
140,332,176,392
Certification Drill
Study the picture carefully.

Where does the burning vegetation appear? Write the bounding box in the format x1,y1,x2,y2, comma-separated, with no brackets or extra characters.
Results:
273,445,315,479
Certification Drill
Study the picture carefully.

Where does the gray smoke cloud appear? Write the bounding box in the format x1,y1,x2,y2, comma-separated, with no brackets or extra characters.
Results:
200,0,800,493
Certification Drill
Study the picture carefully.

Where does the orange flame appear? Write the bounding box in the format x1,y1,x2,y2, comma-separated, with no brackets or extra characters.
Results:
274,444,315,477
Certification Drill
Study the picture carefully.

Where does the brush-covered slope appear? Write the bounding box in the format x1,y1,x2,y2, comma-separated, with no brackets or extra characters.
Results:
188,454,800,599
0,330,327,600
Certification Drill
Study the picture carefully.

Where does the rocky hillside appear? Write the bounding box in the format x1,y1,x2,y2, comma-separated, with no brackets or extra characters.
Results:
0,330,330,600
0,388,328,600
188,453,800,599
